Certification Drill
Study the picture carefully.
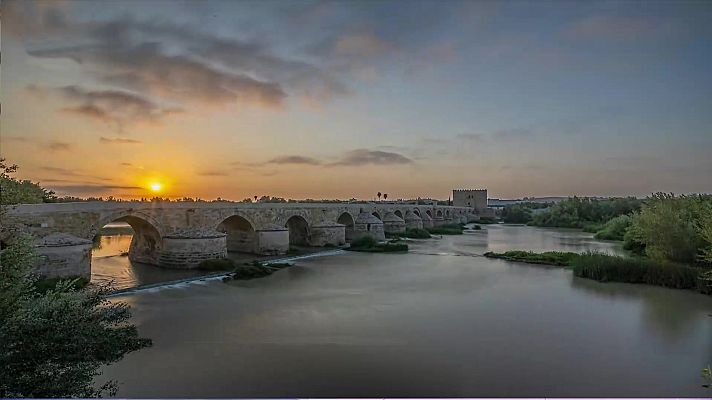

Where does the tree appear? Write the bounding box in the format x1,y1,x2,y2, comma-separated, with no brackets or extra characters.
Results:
377,192,382,201
383,193,388,201
0,158,54,205
0,164,151,397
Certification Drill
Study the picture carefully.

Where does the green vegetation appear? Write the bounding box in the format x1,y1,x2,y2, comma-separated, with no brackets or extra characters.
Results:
232,264,273,279
1,164,151,397
593,215,632,241
501,202,550,224
197,258,236,271
427,223,465,235
570,252,706,292
471,224,482,230
287,246,304,255
625,193,712,265
0,236,151,397
34,276,90,294
485,249,711,295
529,196,642,229
347,235,409,252
473,217,497,224
0,158,56,205
387,228,432,239
484,251,578,266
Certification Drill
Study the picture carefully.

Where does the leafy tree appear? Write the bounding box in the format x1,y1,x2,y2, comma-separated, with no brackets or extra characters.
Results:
377,192,382,201
1,163,151,397
383,193,388,201
0,235,152,397
501,204,533,224
627,193,709,264
0,158,55,205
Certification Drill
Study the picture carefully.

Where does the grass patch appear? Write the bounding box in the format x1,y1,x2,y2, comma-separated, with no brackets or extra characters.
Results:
347,235,408,252
197,258,236,271
387,228,432,239
571,252,704,291
34,276,90,294
484,250,578,266
231,264,273,280
427,223,465,235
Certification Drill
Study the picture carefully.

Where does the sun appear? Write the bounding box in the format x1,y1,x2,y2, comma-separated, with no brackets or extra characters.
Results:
150,182,162,192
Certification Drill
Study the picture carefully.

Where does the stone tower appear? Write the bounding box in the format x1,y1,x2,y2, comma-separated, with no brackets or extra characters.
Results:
452,189,488,212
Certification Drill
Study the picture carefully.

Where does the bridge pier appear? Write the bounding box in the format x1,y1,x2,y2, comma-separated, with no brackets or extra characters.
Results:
255,224,289,255
354,212,385,241
382,212,406,234
404,211,423,229
33,233,93,279
157,229,227,269
310,221,346,246
432,215,445,226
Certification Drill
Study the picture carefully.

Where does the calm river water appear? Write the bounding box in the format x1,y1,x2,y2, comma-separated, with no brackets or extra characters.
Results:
100,225,712,397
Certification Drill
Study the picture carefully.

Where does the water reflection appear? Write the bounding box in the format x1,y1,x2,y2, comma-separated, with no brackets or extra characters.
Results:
102,225,712,397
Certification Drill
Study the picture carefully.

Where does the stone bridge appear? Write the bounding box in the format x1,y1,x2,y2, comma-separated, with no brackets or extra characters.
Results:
2,201,477,278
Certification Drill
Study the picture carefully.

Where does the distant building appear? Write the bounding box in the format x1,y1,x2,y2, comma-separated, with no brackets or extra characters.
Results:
453,189,494,217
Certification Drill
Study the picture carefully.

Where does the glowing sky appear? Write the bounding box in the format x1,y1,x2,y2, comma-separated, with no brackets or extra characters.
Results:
2,0,711,200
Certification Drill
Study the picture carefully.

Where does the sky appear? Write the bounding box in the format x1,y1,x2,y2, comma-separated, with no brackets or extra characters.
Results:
2,0,711,201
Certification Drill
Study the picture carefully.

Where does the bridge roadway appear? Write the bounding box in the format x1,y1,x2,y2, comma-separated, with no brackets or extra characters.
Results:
2,201,477,279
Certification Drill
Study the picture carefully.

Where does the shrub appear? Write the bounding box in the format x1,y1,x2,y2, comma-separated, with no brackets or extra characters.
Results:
351,235,378,248
403,228,431,238
427,223,464,235
34,276,90,294
197,258,235,271
484,250,578,266
570,251,701,290
593,215,631,241
472,224,482,230
231,264,273,280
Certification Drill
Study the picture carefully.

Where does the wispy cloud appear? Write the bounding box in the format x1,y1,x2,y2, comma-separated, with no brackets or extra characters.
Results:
43,141,72,152
197,170,229,177
99,137,143,144
330,149,413,166
268,155,322,165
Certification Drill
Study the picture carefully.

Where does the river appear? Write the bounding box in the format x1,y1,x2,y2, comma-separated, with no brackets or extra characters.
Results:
99,225,712,397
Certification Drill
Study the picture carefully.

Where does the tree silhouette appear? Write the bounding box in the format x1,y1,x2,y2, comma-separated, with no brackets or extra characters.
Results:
383,193,388,201
377,192,382,201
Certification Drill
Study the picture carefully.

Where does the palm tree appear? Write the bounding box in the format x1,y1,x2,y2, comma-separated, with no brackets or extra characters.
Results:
383,193,388,201
254,195,257,202
377,192,382,201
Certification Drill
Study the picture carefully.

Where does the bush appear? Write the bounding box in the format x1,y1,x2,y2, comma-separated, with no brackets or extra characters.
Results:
484,250,578,266
593,215,631,241
427,223,464,235
570,252,702,290
347,235,408,252
197,258,235,271
403,228,431,238
34,276,90,294
231,264,273,280
351,235,378,248
472,224,482,230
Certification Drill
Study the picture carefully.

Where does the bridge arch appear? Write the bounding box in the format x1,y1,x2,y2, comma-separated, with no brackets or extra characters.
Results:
337,212,356,242
285,215,310,246
372,211,382,221
217,214,256,253
92,212,164,266
394,210,404,219
436,209,443,218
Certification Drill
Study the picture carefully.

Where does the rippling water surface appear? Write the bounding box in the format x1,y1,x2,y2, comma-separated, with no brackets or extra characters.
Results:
102,225,712,397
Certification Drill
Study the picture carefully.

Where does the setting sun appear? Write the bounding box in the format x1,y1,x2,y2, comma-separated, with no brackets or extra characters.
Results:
150,183,162,192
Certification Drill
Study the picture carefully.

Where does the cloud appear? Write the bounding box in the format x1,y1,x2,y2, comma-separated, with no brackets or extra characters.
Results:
43,141,72,152
197,170,229,177
12,6,349,109
3,136,31,142
330,149,413,166
268,155,321,165
99,137,143,144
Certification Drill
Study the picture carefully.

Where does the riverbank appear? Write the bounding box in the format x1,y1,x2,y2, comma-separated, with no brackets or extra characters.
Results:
484,250,712,294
